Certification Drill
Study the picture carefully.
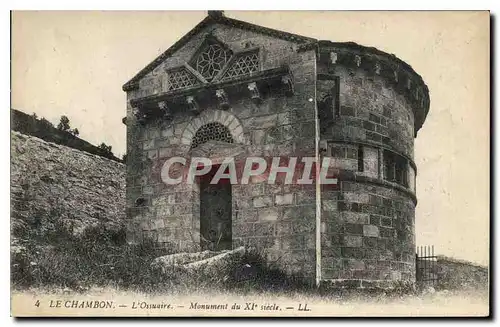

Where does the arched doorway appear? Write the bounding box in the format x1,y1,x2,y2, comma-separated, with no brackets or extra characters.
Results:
191,122,235,251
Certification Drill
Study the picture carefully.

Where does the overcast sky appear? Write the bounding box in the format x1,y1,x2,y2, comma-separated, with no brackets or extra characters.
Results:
11,11,490,265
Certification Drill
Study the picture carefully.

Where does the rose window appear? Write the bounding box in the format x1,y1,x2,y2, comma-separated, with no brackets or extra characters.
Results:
195,44,230,81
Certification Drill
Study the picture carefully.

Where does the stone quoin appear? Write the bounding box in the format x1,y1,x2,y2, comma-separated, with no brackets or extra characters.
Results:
122,11,430,288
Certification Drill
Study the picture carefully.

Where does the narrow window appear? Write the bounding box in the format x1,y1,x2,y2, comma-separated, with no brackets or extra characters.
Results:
330,144,344,158
383,151,395,182
395,157,409,187
345,147,357,159
383,150,408,187
334,76,340,118
357,145,364,172
318,95,333,132
316,74,340,120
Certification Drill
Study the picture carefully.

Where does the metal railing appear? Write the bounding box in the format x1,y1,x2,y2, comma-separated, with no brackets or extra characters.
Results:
416,245,438,287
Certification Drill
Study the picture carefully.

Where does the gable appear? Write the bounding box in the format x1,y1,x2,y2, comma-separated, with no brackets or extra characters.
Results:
123,14,316,93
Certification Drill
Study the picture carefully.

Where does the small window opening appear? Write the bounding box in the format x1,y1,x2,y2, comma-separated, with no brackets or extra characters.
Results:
358,145,364,172
135,197,147,207
383,150,408,187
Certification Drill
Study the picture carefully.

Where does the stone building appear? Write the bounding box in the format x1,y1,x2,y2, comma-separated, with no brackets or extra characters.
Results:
123,11,430,288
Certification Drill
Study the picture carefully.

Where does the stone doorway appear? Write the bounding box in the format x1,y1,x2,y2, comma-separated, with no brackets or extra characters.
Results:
199,165,232,251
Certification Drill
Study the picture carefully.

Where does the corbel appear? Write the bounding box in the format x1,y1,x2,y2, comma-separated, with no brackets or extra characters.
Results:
215,89,230,109
158,101,173,120
330,51,338,64
186,96,200,115
132,107,147,125
247,82,262,104
281,75,294,97
375,62,381,75
406,77,412,90
354,54,362,67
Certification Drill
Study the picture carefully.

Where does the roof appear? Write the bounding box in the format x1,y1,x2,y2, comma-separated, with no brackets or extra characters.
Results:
123,13,430,133
318,40,429,96
122,12,316,91
318,40,431,133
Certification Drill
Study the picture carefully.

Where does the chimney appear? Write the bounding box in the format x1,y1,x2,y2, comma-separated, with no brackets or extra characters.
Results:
208,11,225,20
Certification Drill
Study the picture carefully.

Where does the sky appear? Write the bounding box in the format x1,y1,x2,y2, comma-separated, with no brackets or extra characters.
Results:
11,11,490,265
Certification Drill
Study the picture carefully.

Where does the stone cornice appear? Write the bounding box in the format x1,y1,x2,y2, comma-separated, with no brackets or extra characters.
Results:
129,66,294,126
122,14,314,92
318,41,430,135
130,66,291,108
339,171,418,205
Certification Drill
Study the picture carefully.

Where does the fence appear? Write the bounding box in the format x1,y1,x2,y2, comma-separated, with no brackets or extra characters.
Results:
416,245,438,287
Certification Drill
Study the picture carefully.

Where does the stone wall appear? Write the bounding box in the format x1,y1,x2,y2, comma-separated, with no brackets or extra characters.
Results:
316,42,428,288
321,182,415,288
436,257,489,290
124,23,318,278
11,131,126,237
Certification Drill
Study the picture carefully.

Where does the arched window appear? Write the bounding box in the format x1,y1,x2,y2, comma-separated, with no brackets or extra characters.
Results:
191,122,234,149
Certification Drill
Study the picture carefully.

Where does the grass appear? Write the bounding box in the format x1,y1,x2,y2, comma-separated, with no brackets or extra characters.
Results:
10,192,489,299
11,206,309,294
11,220,174,292
10,212,490,317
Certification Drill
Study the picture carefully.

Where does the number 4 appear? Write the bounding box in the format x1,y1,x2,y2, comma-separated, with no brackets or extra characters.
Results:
34,300,40,307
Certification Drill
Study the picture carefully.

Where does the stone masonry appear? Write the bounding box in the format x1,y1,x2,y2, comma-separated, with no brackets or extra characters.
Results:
123,12,430,288
11,131,126,236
